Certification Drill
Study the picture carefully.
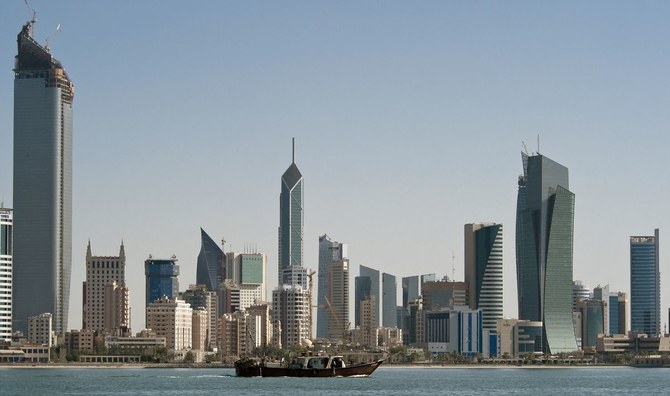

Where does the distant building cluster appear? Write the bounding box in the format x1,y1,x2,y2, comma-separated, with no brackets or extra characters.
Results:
0,18,667,365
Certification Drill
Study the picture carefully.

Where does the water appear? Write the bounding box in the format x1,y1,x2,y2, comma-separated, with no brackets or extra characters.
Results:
0,366,668,395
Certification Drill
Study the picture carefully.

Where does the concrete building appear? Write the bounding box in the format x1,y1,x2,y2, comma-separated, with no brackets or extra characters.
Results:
145,256,179,307
0,208,12,340
181,284,217,350
278,138,304,286
196,228,225,292
516,152,578,353
12,20,75,336
326,259,349,341
65,329,96,354
27,313,54,347
317,234,347,339
145,296,192,352
225,251,267,311
192,308,208,352
421,280,469,311
355,265,380,328
218,310,249,358
425,307,490,357
630,229,660,336
382,273,397,328
218,280,240,315
464,223,503,331
272,284,309,348
360,296,378,348
246,304,273,348
83,241,129,334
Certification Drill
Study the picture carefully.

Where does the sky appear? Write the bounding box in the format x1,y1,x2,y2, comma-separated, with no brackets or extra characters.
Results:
1,1,669,333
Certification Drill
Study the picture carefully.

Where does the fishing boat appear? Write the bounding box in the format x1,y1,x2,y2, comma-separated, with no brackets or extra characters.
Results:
235,355,384,377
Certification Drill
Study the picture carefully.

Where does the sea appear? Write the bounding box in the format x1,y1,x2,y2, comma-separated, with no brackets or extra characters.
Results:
0,366,668,395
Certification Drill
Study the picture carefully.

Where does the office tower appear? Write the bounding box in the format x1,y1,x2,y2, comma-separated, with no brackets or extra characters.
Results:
421,280,469,311
28,312,54,347
402,276,420,308
572,280,591,311
630,229,660,336
355,265,380,328
382,273,397,327
354,276,371,327
615,292,628,335
464,223,503,331
145,256,180,306
12,20,74,336
196,228,225,291
181,284,217,350
326,259,349,340
146,296,192,351
576,298,605,351
84,242,129,333
224,251,267,311
278,138,304,286
272,284,309,348
516,152,577,353
425,307,486,357
317,234,347,339
218,280,240,315
360,296,378,347
0,208,12,340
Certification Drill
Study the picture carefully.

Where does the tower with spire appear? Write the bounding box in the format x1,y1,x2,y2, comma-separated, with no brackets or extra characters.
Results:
278,138,305,287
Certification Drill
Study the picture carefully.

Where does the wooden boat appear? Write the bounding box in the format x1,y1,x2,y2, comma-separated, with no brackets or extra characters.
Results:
235,355,384,377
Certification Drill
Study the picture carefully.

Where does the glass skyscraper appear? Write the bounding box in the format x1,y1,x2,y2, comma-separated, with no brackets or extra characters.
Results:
630,229,660,336
196,228,225,291
357,265,380,328
278,139,304,286
382,272,397,327
12,20,74,335
316,234,347,339
145,257,180,307
516,152,577,353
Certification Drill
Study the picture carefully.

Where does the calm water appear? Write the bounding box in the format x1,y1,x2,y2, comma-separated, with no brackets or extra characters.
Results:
0,366,668,395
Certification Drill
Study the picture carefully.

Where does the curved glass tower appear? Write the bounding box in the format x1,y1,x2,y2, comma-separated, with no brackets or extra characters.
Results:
515,152,577,353
196,228,225,291
278,139,303,286
12,20,74,335
465,223,503,331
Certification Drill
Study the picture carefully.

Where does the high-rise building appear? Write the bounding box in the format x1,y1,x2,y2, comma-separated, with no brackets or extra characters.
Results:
278,139,304,286
317,234,347,339
572,280,591,311
421,280,469,311
630,229,660,336
224,252,267,311
464,223,503,331
516,152,577,353
576,298,605,351
27,312,54,347
12,20,74,336
181,284,217,350
326,259,349,340
0,208,12,340
145,256,179,307
83,241,129,334
382,273,397,328
355,266,380,328
272,284,309,348
145,296,192,351
196,228,225,291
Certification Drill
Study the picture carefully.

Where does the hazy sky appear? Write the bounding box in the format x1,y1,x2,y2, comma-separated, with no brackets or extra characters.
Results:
1,1,669,332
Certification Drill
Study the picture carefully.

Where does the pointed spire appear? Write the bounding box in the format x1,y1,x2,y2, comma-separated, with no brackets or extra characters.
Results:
86,239,92,260
292,137,295,164
119,239,125,260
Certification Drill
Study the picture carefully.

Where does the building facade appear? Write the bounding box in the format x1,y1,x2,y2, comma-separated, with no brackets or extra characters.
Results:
196,228,225,291
355,265,380,328
382,273,397,328
181,284,217,350
145,296,192,351
12,20,74,336
0,208,12,340
83,241,129,334
27,312,53,347
145,256,180,307
576,298,605,351
464,223,503,331
317,234,347,339
630,229,660,336
278,139,304,286
516,152,577,353
225,252,267,311
421,280,469,311
326,259,349,340
572,280,591,311
272,284,309,348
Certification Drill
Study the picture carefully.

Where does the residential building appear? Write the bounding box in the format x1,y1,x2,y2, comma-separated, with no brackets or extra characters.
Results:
196,228,225,291
84,241,129,334
181,284,217,350
630,229,660,336
382,273,397,328
278,138,304,286
218,310,249,358
360,296,378,348
516,152,578,353
145,256,179,306
218,280,240,315
12,20,74,336
246,304,272,348
464,223,503,331
326,259,349,340
192,308,208,352
0,208,12,340
317,234,347,339
272,284,309,348
27,312,53,347
145,296,192,351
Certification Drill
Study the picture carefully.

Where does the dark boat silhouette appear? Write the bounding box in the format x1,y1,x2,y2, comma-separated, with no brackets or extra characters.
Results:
235,355,383,377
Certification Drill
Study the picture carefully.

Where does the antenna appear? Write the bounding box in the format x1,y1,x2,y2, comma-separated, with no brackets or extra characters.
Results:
537,134,540,154
451,250,455,281
292,137,295,163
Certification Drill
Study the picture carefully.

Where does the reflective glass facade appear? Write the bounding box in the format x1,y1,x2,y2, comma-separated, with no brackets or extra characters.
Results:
278,156,303,286
516,153,577,353
630,229,660,336
196,228,225,291
145,258,180,306
382,273,397,327
317,235,347,338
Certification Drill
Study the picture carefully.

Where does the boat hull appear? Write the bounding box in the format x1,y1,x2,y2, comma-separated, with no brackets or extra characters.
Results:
235,359,384,377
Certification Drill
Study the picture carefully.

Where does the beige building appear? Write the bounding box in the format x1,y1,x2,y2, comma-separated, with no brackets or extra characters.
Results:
378,326,403,347
422,280,469,311
327,259,349,341
192,308,208,351
246,304,273,348
218,311,248,358
84,242,129,334
28,312,54,347
360,296,378,347
66,329,97,354
272,284,309,348
146,297,193,351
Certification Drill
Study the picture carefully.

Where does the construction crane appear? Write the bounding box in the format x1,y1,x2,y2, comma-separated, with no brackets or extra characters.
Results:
325,296,350,342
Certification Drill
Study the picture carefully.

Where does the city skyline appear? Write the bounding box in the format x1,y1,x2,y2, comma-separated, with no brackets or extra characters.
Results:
0,2,668,332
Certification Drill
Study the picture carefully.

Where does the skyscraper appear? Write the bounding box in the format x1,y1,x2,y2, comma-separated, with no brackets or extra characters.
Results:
464,223,503,331
0,208,12,340
355,265,380,328
317,234,347,339
516,152,577,353
145,256,180,307
12,20,74,336
382,272,397,327
196,228,225,292
630,229,660,336
326,259,349,340
278,138,304,286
